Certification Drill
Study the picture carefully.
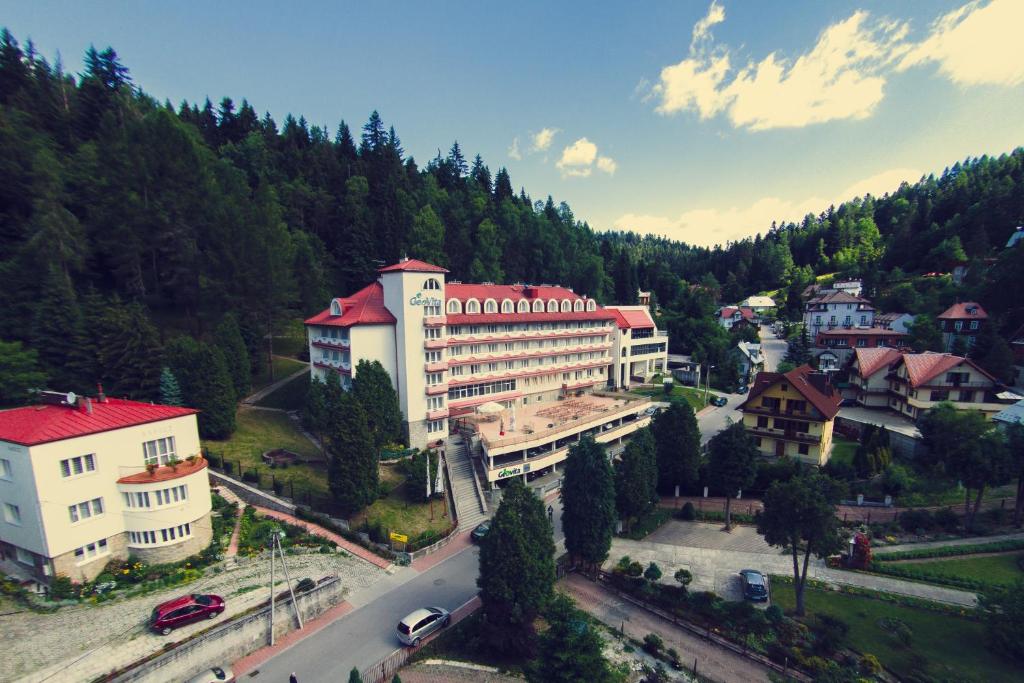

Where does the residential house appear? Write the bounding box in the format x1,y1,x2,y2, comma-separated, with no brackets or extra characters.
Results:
812,327,908,371
0,392,210,586
803,291,875,338
886,351,1005,420
731,342,765,383
937,302,987,352
740,365,843,466
993,399,1024,431
849,348,904,408
718,306,756,330
739,296,775,313
874,312,916,334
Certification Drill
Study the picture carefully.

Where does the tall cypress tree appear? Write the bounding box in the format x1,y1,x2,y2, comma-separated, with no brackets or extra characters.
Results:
561,436,616,571
327,393,378,515
352,360,403,448
214,312,251,398
707,422,759,530
652,401,701,494
614,428,658,530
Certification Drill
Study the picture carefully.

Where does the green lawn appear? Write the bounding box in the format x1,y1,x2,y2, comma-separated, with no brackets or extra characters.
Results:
631,385,711,412
203,406,327,496
251,356,308,392
255,371,310,410
829,438,857,467
269,318,309,358
351,464,454,540
884,552,1024,587
770,578,1017,682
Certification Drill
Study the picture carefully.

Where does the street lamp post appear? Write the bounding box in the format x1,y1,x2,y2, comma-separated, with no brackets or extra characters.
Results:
703,364,716,405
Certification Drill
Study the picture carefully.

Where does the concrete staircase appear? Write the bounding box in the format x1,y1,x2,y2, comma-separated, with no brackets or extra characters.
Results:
446,440,488,530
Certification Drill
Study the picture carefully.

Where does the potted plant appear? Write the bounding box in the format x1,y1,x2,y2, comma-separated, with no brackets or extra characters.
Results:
185,454,198,465
145,463,158,476
167,457,182,471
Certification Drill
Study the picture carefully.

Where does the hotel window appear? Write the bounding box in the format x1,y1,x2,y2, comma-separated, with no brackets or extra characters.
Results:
427,419,446,434
424,278,441,290
447,300,461,314
60,454,96,478
143,437,176,466
69,497,104,523
466,299,480,314
425,351,442,363
450,365,464,376
427,396,445,410
501,299,513,313
424,304,442,316
426,373,444,385
4,502,21,525
425,327,441,339
485,300,497,313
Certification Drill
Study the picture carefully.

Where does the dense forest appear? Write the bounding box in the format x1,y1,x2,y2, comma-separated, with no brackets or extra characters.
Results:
0,29,1022,406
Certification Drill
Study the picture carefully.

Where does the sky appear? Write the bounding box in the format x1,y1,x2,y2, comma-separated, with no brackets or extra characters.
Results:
3,0,1023,247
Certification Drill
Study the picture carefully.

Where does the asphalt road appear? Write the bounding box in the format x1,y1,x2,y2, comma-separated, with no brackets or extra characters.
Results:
697,392,745,446
757,324,787,372
252,503,566,683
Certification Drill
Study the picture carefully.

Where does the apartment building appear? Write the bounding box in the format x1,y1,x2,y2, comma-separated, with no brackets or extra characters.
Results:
885,352,1004,420
848,348,904,408
812,327,908,371
937,302,987,351
0,393,211,585
740,365,842,466
803,291,875,338
305,259,667,463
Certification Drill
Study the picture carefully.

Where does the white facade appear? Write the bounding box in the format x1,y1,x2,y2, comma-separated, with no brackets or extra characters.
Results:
0,399,211,584
803,292,875,338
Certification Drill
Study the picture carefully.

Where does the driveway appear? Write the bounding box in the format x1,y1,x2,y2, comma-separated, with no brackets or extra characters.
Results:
607,520,979,607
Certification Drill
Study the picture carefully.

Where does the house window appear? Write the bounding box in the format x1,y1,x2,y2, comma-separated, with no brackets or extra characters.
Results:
798,444,810,456
427,419,446,434
0,458,10,480
970,321,979,330
69,497,104,523
60,454,96,478
860,315,867,325
756,416,768,428
754,437,762,447
955,321,963,331
4,502,21,525
15,546,33,564
930,390,950,401
856,339,867,347
142,437,176,466
74,538,109,564
958,390,974,402
761,397,780,410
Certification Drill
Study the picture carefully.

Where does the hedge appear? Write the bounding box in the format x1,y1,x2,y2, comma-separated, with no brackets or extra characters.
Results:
873,539,1024,562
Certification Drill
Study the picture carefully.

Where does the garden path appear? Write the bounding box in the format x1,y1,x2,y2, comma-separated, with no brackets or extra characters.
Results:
880,531,1024,554
242,360,310,405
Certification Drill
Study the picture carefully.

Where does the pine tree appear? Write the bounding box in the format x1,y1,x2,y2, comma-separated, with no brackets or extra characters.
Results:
29,266,87,391
352,360,403,448
93,299,163,400
707,423,759,530
348,668,363,683
562,436,616,571
166,337,236,438
408,205,446,267
652,402,701,494
614,428,658,531
327,393,378,515
0,339,46,406
214,313,252,398
478,478,555,657
159,367,183,406
533,594,615,683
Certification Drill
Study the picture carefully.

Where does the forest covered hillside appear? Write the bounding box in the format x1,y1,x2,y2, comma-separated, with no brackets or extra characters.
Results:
0,29,1022,403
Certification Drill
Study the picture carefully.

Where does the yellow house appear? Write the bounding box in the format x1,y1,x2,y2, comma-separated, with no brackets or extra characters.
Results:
740,365,843,466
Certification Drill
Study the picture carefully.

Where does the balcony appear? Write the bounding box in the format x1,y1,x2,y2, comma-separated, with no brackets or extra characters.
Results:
747,426,821,445
427,408,450,421
742,404,822,421
447,342,611,368
425,383,448,396
423,315,447,327
447,358,609,388
424,338,448,350
425,361,449,373
447,327,613,345
118,456,208,485
313,359,351,374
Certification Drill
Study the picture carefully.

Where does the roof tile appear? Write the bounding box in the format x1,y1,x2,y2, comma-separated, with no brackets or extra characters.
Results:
0,399,198,447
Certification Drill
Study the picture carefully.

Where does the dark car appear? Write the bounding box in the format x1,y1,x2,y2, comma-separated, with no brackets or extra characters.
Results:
711,395,728,407
739,569,768,602
471,520,491,543
150,593,225,635
737,385,749,394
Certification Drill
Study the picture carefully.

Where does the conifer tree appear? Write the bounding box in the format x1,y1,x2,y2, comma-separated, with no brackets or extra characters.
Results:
159,366,183,406
562,436,616,571
327,393,378,515
214,312,251,398
0,340,47,406
408,205,446,267
93,300,163,400
351,360,403,448
707,422,759,530
166,337,236,438
615,429,658,530
533,594,615,683
652,401,701,494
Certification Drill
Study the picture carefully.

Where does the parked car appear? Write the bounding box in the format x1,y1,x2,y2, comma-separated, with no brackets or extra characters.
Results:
150,593,225,635
643,406,659,416
471,520,490,542
396,606,451,646
739,569,769,602
737,385,749,394
185,665,235,683
711,395,728,407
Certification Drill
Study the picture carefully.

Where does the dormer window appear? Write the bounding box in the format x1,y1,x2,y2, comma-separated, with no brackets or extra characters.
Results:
501,299,513,313
330,299,342,316
424,278,441,291
484,299,497,314
447,299,462,314
573,300,584,312
518,300,530,313
466,299,480,314
586,300,596,312
533,300,545,313
560,300,571,313
547,299,558,313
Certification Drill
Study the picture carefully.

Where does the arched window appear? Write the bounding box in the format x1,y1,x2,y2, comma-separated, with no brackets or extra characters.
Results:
586,300,596,311
447,299,462,314
518,300,530,313
424,278,441,291
547,299,558,313
330,299,342,316
484,299,497,314
501,299,514,313
560,299,571,313
573,300,584,312
466,299,480,314
532,299,545,313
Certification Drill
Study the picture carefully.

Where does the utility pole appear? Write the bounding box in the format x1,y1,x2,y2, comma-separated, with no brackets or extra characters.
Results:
268,527,303,646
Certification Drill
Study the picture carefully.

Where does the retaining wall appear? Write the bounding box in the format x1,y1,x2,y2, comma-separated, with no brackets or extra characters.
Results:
209,470,297,515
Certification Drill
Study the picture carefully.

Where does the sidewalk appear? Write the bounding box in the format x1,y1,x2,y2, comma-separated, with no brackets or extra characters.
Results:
880,531,1024,554
560,574,774,683
242,360,309,405
253,505,393,570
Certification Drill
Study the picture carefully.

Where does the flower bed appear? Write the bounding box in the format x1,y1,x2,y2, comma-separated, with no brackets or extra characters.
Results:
234,506,337,556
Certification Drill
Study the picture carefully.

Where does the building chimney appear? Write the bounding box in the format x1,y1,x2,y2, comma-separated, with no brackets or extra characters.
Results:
97,383,107,403
85,397,93,415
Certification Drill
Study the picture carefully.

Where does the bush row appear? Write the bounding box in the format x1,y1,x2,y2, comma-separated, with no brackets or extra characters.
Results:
874,538,1024,562
867,562,1003,592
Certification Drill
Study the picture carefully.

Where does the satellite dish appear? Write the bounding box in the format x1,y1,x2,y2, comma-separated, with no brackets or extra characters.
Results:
66,392,77,405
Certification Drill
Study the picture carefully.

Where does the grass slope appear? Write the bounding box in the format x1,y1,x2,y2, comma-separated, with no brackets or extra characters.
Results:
884,552,1024,587
631,385,711,412
255,371,310,410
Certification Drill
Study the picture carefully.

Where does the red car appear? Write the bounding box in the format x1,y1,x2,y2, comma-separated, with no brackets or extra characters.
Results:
150,594,225,635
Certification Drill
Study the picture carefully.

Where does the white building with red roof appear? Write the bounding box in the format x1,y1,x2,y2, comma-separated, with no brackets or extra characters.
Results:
305,258,668,481
717,306,756,329
0,392,210,586
803,291,875,337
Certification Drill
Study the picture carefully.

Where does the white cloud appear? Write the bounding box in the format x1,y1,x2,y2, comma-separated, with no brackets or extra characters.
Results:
690,0,725,51
556,137,616,178
531,127,559,152
898,0,1024,87
507,137,522,160
596,156,618,175
613,166,921,246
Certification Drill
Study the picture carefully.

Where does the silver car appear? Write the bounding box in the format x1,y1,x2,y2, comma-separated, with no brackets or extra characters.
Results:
396,606,451,646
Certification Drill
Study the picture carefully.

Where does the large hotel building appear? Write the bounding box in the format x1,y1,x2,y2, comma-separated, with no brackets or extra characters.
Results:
305,258,668,483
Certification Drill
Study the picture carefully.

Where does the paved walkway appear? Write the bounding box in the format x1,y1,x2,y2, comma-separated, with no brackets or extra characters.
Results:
561,574,773,683
254,505,393,570
242,360,310,405
880,531,1024,554
399,662,520,683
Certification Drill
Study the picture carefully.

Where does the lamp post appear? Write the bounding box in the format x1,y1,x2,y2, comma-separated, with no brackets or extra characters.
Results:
704,364,716,405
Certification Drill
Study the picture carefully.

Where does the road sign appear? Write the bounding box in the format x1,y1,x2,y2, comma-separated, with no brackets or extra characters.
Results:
389,532,408,543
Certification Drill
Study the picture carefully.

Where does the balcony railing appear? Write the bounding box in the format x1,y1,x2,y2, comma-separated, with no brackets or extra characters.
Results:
313,359,351,373
424,338,448,350
423,315,447,327
447,327,612,345
447,342,611,367
742,405,823,421
747,426,821,445
310,336,350,349
426,408,450,421
425,361,449,373
425,383,448,396
447,358,609,388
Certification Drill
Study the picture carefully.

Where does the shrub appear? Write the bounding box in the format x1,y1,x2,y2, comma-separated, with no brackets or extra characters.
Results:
642,632,664,655
880,463,913,496
49,575,76,600
222,461,233,475
859,653,882,675
812,614,849,655
679,502,696,520
898,509,934,532
765,604,785,624
627,561,644,578
932,507,959,532
644,562,663,582
673,568,692,588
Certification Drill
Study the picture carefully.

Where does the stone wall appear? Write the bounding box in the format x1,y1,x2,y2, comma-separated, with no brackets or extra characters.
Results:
112,575,344,683
131,512,213,565
208,470,297,515
50,531,129,583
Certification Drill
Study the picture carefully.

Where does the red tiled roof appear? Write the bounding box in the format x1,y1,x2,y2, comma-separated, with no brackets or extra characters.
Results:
445,283,585,303
446,310,615,325
719,306,755,321
607,307,655,329
853,348,903,379
0,399,198,447
899,352,995,387
742,365,842,419
937,302,988,320
117,456,207,484
807,291,872,306
378,258,449,273
304,282,397,328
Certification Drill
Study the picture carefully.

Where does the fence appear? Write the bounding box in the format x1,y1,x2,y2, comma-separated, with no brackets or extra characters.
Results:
359,596,482,683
